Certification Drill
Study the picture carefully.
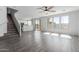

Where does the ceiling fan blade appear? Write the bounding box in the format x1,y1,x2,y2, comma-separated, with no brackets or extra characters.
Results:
37,7,45,10
48,6,54,10
48,10,56,12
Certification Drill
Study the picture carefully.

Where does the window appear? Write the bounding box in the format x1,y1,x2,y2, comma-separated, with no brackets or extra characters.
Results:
53,16,69,24
49,18,53,23
61,16,69,24
53,16,69,30
54,16,60,24
24,20,32,26
28,21,32,26
36,20,40,24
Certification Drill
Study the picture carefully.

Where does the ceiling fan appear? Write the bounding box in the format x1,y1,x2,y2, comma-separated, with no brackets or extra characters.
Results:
38,6,56,13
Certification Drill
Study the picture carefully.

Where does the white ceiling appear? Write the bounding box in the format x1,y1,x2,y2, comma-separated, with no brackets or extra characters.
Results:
9,6,79,18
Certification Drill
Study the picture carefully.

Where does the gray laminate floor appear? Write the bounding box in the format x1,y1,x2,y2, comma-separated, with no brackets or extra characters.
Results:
0,31,79,52
19,31,79,52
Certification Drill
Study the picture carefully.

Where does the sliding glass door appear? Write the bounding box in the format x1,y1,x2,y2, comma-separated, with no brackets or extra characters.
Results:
60,16,69,34
47,16,69,34
47,18,55,32
53,16,60,33
47,17,60,33
35,20,41,31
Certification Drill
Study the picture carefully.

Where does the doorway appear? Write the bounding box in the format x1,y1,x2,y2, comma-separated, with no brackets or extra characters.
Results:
35,20,41,31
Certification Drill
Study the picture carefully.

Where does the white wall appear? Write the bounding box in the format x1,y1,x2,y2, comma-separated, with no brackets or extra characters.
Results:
23,25,33,31
0,6,7,37
76,11,79,36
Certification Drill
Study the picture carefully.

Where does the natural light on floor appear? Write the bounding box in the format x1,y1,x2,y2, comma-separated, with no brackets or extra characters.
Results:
60,34,72,39
51,33,59,36
43,32,50,35
43,32,72,39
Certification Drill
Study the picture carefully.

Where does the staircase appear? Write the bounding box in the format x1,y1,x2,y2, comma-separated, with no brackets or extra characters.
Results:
0,14,19,40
